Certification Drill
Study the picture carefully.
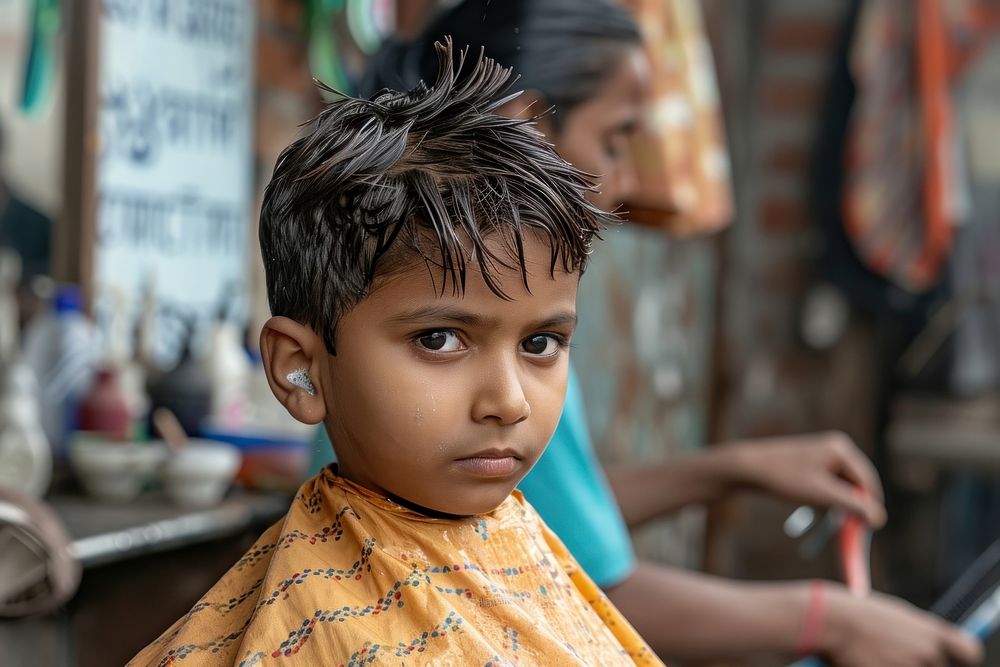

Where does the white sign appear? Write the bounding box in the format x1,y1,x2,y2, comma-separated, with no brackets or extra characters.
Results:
95,0,254,361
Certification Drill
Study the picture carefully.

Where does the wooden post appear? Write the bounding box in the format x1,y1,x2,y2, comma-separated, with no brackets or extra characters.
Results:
58,0,100,308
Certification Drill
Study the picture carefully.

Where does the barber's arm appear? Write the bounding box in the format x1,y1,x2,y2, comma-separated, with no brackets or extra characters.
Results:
607,562,983,666
605,431,887,529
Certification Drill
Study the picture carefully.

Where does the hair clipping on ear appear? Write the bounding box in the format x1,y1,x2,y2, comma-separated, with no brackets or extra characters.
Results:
286,368,316,396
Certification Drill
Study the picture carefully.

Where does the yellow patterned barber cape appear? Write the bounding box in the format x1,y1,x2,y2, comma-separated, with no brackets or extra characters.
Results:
130,467,662,666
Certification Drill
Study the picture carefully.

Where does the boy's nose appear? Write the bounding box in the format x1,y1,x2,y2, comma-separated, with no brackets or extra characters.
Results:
471,355,531,426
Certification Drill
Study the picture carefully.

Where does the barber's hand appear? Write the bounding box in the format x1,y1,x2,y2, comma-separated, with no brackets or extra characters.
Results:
725,431,887,528
820,584,983,667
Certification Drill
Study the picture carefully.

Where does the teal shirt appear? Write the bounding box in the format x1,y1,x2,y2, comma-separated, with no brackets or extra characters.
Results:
517,368,636,587
306,367,636,588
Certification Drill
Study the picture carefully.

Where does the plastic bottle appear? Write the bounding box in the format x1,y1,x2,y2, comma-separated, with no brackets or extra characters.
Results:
207,310,251,428
98,284,150,440
22,286,98,458
0,250,52,496
0,249,21,363
76,367,131,441
0,359,52,496
146,318,212,438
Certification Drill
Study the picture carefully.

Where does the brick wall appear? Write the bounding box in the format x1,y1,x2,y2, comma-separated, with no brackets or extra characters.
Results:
706,0,880,585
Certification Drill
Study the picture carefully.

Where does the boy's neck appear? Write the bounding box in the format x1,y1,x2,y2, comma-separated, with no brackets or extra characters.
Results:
386,492,472,521
327,462,474,520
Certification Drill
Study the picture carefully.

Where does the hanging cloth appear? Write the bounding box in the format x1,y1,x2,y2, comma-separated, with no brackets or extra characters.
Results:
622,0,733,236
842,0,1000,293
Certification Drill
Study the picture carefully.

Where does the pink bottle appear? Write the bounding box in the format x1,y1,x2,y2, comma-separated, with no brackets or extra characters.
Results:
76,367,131,441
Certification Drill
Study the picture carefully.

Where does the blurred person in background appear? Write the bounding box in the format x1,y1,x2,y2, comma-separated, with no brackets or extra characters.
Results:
352,1,985,665
0,115,51,285
0,114,52,328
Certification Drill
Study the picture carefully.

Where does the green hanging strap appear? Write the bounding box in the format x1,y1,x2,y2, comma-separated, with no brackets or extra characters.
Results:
306,0,351,95
19,0,61,114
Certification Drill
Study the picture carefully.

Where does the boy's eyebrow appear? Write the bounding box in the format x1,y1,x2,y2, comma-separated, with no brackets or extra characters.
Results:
387,305,577,330
533,312,579,331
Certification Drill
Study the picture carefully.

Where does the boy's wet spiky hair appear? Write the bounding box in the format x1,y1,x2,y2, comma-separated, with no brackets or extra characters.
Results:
260,40,614,354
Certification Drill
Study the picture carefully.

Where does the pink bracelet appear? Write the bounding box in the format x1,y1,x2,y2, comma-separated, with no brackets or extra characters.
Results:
796,580,826,657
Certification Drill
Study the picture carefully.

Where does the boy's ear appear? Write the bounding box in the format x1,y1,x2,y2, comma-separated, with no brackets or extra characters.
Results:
259,316,327,425
496,89,556,138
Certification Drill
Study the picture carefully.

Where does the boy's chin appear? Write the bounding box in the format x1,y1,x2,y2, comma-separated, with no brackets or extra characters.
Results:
451,477,531,516
404,484,519,518
450,493,514,517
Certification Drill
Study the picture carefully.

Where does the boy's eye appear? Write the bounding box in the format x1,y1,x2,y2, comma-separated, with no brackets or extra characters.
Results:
416,330,463,352
521,334,562,356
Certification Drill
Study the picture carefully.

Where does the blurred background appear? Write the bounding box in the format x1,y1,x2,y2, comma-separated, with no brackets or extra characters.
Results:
0,0,999,665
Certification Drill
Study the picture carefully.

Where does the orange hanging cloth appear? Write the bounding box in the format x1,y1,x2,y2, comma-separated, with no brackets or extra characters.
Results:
915,0,954,288
621,0,733,236
843,0,1000,292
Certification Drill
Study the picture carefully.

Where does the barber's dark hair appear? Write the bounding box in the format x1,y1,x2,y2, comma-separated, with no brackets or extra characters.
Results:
361,0,642,127
260,41,613,354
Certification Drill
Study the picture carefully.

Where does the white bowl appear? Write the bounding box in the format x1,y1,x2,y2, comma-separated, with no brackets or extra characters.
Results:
69,438,168,502
162,439,241,507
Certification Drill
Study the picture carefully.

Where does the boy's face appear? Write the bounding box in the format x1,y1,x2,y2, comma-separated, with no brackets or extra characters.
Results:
321,234,579,516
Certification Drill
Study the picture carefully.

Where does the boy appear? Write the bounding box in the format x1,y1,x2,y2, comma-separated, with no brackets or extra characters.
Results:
130,43,661,666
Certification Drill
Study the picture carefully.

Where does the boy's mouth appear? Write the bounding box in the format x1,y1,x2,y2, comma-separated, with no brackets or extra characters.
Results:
452,448,523,478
